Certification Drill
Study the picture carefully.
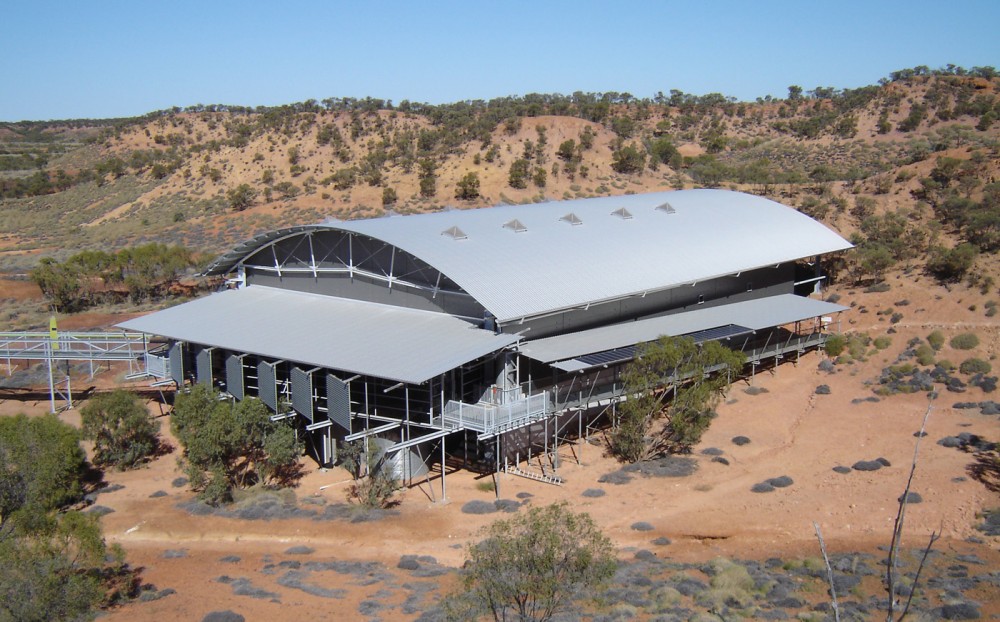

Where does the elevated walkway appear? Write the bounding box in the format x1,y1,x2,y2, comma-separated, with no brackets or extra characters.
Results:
432,391,551,440
0,330,155,412
0,331,148,363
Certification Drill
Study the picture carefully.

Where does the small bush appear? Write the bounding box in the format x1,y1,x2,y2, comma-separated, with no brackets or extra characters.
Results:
927,330,945,351
873,336,891,350
825,334,847,357
959,358,992,375
950,333,980,350
915,344,935,366
81,390,160,470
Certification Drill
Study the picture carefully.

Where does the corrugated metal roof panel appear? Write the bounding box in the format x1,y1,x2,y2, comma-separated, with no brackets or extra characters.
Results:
204,190,853,323
521,294,847,364
117,287,518,384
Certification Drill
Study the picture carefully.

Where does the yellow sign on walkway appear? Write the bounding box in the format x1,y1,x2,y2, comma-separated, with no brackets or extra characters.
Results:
49,316,59,350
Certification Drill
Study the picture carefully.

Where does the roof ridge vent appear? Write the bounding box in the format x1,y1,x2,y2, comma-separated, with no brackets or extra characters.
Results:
503,218,528,233
441,226,467,240
611,207,633,220
559,212,583,226
655,201,676,214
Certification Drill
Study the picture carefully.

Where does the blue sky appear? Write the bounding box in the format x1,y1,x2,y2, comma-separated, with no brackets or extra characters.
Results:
2,0,997,122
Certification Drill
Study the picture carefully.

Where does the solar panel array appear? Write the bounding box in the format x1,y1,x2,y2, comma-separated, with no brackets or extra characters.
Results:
686,324,753,343
566,324,754,369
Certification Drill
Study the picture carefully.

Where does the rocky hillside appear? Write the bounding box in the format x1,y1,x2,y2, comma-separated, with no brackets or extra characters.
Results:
1,66,998,284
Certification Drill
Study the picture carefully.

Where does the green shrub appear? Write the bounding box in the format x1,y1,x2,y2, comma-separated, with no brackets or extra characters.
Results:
825,335,846,357
950,333,980,350
873,336,892,350
81,390,160,470
959,358,992,375
915,344,935,366
927,330,945,351
937,359,955,371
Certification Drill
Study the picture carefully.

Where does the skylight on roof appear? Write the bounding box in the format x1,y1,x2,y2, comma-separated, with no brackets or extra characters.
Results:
559,212,583,226
441,226,468,240
611,207,633,220
503,218,528,233
655,201,676,214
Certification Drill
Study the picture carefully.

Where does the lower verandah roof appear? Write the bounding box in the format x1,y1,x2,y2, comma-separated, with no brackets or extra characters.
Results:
117,286,519,385
519,294,848,370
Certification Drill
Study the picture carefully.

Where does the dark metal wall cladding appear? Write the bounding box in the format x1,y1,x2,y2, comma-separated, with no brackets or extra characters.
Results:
226,354,244,400
327,374,350,431
258,361,277,410
290,367,313,423
196,347,214,387
169,341,184,384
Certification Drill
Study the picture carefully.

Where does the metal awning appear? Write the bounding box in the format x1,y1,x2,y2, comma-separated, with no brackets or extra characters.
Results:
117,286,518,384
520,294,847,370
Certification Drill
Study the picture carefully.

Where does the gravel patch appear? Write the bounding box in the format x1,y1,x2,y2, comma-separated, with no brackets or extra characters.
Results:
460,500,496,515
731,436,751,446
598,470,634,485
711,456,730,466
652,536,672,546
226,577,280,600
284,545,314,555
976,509,1000,536
897,492,923,504
277,570,347,598
700,447,724,456
935,603,981,619
752,482,775,493
630,521,654,531
767,475,794,488
815,384,831,395
162,549,188,559
494,499,521,513
852,460,883,472
581,488,606,498
833,466,852,474
149,490,168,498
171,477,189,488
219,555,241,563
515,492,533,500
87,505,114,516
744,386,769,395
626,456,698,478
202,612,245,622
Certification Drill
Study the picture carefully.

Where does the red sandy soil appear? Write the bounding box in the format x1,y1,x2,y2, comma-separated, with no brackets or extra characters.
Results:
0,278,997,620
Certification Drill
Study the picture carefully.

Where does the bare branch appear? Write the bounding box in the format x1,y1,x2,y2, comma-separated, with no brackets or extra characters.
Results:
813,522,841,622
886,399,934,621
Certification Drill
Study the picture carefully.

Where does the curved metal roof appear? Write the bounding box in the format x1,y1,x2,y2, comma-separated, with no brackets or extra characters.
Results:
205,190,852,323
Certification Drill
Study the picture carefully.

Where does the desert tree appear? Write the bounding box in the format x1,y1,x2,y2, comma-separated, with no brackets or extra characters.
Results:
610,143,646,175
342,439,400,509
456,171,481,201
508,159,530,189
171,386,302,505
610,336,745,462
226,183,258,211
449,502,616,621
81,390,161,471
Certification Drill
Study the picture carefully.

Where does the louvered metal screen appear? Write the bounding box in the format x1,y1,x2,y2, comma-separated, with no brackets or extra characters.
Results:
169,342,184,384
258,361,277,410
226,354,244,400
290,367,313,423
326,374,350,431
195,347,214,387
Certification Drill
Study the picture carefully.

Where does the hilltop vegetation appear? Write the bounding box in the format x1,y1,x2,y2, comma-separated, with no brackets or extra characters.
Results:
1,65,998,293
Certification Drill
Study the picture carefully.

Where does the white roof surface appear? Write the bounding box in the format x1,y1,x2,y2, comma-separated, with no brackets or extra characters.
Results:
118,287,518,384
326,190,852,322
520,294,848,365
